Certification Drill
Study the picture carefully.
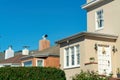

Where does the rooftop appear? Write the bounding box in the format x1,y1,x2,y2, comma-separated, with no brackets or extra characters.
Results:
56,32,118,44
21,45,60,60
0,54,25,64
82,0,105,9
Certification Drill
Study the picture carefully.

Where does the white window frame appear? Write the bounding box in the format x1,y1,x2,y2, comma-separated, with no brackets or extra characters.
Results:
36,59,44,67
95,9,104,30
64,45,80,69
76,45,80,65
23,60,32,67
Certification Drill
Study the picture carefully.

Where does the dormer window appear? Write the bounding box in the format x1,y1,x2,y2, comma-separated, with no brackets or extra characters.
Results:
96,9,104,30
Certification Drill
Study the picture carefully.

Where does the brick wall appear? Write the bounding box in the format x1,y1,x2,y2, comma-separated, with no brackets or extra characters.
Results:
44,56,60,68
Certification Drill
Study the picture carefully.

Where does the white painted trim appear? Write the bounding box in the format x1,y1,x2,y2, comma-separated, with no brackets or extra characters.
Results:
63,45,80,69
82,0,104,9
36,59,44,67
22,60,32,67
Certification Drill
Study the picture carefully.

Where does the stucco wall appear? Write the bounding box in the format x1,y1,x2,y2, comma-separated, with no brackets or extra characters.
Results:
60,39,85,80
87,0,120,35
60,36,119,80
84,37,118,77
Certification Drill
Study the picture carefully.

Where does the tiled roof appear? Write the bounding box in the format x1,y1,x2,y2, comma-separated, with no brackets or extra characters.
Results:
0,54,25,64
21,45,60,60
0,53,5,61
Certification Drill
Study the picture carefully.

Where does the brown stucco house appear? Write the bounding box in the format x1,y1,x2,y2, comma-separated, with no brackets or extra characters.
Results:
56,0,120,80
21,35,60,68
21,45,60,68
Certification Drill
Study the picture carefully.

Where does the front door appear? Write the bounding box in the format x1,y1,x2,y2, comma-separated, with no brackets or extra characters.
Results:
97,45,112,75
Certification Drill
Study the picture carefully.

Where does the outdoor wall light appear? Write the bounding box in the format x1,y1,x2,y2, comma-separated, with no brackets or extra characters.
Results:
94,43,98,51
112,45,117,53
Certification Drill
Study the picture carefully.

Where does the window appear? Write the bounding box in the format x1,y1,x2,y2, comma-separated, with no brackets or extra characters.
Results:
23,61,32,67
37,59,44,67
64,45,80,68
76,45,80,65
96,9,104,30
65,48,69,67
71,47,75,65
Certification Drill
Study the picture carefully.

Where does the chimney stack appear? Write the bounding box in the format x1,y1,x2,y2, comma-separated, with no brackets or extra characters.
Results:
5,45,14,59
22,46,29,55
39,34,50,51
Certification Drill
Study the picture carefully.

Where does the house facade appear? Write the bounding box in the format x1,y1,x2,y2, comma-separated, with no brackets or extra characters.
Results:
56,0,120,80
21,46,60,68
21,35,60,68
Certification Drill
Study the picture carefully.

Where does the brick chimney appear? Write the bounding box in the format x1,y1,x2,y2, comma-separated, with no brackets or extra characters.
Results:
39,35,50,51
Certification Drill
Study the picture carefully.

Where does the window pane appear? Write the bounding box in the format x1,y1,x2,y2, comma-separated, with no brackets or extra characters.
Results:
76,45,80,65
65,48,69,66
24,61,32,67
71,47,74,65
37,60,43,67
96,9,104,28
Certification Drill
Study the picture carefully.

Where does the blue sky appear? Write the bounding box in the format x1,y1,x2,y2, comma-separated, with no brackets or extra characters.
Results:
0,0,86,52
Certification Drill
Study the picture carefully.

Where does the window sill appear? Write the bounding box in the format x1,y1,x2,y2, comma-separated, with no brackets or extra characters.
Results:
84,62,98,65
64,65,80,70
95,27,104,31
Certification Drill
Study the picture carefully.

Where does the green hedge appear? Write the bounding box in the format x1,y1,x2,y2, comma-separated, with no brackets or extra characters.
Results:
0,67,66,80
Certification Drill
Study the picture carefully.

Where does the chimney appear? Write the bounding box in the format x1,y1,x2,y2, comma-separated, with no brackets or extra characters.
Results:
39,34,50,51
22,46,29,55
5,45,14,59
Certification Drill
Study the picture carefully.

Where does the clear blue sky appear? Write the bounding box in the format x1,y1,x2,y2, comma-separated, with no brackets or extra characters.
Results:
0,0,86,52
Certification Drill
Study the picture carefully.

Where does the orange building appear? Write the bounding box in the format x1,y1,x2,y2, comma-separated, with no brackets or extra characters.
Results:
21,35,60,68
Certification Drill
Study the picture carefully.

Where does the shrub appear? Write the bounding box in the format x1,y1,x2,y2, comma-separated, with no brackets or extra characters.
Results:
0,67,66,80
72,70,109,80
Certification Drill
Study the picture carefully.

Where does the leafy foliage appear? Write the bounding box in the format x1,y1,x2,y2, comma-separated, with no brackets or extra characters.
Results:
0,67,66,80
72,70,109,80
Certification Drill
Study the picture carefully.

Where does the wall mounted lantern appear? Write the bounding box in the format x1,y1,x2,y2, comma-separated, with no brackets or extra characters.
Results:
112,45,117,53
94,43,98,51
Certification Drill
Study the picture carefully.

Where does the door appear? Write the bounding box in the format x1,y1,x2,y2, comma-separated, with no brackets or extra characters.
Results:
97,45,112,75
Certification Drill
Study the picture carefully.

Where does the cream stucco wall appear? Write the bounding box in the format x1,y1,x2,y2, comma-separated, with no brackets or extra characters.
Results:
60,40,85,80
87,0,120,35
59,0,120,79
60,36,120,80
84,37,120,77
86,0,120,77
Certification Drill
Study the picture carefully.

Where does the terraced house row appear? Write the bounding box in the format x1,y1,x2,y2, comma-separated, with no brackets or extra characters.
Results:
0,0,120,80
